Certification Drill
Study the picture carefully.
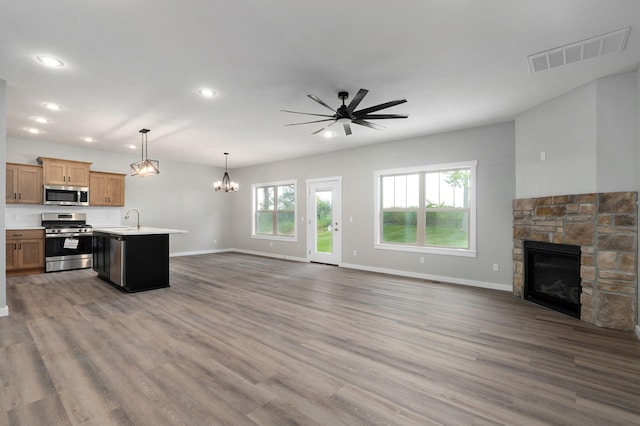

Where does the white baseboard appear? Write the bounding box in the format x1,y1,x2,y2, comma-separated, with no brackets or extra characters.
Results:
340,262,512,292
231,249,308,263
170,248,231,257
0,305,8,317
636,325,640,341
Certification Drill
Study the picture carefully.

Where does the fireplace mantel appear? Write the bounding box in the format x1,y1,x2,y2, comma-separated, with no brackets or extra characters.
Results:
513,192,637,331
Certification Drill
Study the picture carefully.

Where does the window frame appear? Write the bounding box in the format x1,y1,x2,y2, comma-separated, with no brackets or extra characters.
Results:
251,179,298,241
373,161,477,257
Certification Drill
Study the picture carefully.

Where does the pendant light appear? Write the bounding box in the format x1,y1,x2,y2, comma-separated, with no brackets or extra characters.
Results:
130,128,159,176
214,153,239,192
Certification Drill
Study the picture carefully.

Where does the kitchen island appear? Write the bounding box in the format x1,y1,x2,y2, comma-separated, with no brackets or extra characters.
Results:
92,227,187,292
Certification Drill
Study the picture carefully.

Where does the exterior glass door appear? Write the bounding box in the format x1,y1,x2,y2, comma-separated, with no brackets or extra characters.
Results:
307,178,342,264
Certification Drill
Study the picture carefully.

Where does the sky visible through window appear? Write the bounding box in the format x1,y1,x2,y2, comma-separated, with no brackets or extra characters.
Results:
382,170,468,209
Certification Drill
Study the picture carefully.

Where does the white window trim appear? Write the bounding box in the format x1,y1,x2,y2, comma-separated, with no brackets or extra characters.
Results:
251,179,298,242
373,160,477,258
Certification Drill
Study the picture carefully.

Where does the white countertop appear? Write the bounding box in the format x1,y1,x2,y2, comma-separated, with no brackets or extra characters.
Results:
6,226,45,230
92,227,188,236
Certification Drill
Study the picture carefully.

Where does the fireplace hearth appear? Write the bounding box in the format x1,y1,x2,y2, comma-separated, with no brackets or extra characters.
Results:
524,241,581,318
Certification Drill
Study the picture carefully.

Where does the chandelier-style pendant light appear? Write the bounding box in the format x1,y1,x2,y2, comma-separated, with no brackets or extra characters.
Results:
214,152,239,192
130,128,159,176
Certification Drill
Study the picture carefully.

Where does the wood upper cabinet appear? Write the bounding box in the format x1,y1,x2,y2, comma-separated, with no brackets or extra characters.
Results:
38,157,92,187
6,229,45,275
90,172,126,206
6,163,43,204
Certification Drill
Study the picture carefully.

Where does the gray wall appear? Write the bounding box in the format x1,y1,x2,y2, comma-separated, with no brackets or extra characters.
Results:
1,80,7,315
515,81,597,198
6,137,232,255
596,72,639,192
516,71,639,198
230,122,516,289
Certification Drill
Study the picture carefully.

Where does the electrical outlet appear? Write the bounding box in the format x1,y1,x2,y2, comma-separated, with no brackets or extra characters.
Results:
353,250,357,256
420,256,425,264
214,239,217,244
492,263,499,271
270,242,273,247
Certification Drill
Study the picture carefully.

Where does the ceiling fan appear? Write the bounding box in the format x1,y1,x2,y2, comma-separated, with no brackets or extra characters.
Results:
282,89,408,136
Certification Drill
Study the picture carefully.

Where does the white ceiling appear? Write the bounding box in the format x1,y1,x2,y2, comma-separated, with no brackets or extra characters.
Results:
2,0,640,168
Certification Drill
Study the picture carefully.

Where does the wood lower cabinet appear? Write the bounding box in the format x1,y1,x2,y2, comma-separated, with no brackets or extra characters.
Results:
90,172,125,206
6,229,45,276
6,163,43,204
38,157,92,187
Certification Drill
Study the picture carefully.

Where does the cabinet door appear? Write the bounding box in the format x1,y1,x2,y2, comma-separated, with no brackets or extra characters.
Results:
6,241,19,271
6,165,18,203
43,160,68,185
18,239,44,269
67,163,90,186
90,173,108,205
16,166,43,204
92,234,110,277
6,164,43,204
107,175,125,206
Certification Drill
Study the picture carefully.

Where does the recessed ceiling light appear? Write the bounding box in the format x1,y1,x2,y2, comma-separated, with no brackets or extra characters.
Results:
127,144,137,150
42,102,62,111
36,55,65,68
198,88,216,98
322,131,336,138
25,127,41,134
31,116,49,124
83,137,95,143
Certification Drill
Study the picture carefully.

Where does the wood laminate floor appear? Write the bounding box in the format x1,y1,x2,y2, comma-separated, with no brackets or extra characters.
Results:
1,253,640,425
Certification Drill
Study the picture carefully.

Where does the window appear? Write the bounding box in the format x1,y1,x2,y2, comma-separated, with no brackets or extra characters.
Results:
374,161,476,257
252,180,297,241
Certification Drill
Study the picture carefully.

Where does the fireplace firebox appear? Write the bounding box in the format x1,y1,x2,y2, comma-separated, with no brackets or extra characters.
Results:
524,241,581,318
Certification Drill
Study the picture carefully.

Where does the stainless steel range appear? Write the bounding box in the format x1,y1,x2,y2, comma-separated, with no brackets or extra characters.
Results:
42,213,93,272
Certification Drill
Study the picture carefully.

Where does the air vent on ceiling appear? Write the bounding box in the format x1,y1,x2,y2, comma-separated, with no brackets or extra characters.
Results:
527,27,630,73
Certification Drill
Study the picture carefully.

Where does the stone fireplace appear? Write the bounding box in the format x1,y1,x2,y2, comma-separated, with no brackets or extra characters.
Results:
513,192,638,331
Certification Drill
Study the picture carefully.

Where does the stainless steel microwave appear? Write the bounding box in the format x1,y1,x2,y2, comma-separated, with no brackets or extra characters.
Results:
43,185,90,206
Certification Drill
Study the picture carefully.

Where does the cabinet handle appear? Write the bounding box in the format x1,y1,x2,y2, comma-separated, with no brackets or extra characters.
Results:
18,193,22,200
12,234,23,237
13,243,17,250
13,193,17,200
18,243,22,250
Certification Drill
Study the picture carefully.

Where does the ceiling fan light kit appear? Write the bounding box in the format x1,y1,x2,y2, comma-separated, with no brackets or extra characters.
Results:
282,88,408,136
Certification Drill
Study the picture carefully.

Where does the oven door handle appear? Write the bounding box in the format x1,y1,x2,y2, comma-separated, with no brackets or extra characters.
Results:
46,233,92,238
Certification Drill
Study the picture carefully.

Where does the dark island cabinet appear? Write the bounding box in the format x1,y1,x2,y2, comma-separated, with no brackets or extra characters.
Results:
93,231,170,292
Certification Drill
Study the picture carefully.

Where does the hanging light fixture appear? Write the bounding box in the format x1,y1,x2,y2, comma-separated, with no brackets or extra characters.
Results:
130,128,159,176
213,152,239,192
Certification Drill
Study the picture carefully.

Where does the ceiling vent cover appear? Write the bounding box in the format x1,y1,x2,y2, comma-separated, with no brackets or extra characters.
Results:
527,27,630,73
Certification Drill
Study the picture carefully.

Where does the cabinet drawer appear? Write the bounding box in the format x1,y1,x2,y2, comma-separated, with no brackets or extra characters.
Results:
6,229,44,239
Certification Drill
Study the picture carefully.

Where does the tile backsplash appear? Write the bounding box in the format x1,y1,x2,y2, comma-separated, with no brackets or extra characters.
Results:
6,205,123,228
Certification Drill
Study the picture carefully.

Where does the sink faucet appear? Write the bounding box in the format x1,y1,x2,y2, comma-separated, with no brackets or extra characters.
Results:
124,208,141,229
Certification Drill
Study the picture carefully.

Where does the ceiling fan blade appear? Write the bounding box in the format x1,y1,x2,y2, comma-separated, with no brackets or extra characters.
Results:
353,98,407,116
281,109,335,118
308,94,337,113
285,118,335,126
311,120,337,135
352,119,385,130
346,89,369,114
343,123,352,136
357,114,409,120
